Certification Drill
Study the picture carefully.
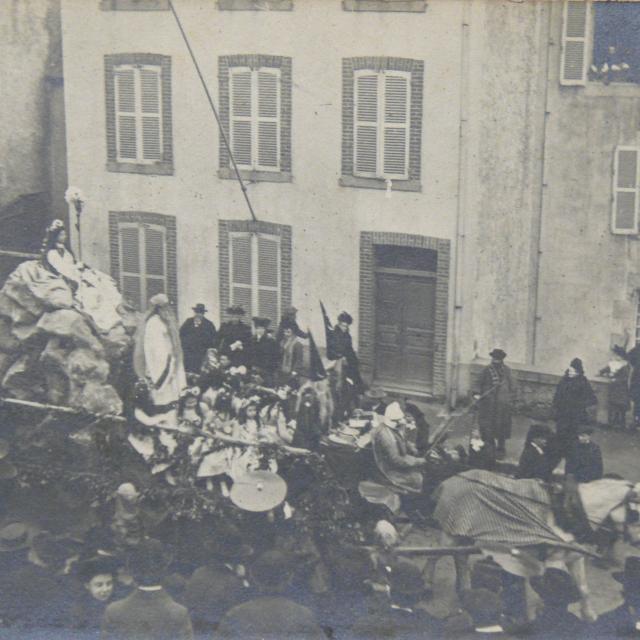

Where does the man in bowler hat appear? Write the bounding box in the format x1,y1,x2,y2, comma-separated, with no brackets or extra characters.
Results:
180,303,217,373
477,348,515,460
101,538,193,639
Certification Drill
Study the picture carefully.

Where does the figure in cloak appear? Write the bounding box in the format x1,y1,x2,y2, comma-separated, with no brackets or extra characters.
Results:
41,219,124,333
248,317,280,384
179,303,217,374
133,293,187,415
476,348,515,460
217,306,252,366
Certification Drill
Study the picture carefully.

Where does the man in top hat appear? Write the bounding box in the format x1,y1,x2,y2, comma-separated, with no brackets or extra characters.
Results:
371,402,426,495
349,559,441,639
217,306,252,367
183,524,253,632
529,567,588,638
596,557,640,636
565,423,603,483
101,538,193,640
276,306,307,344
216,549,326,639
248,317,280,384
477,348,515,460
179,303,217,374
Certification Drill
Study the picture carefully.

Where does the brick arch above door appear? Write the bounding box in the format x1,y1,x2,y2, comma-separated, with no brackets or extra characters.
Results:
359,231,450,398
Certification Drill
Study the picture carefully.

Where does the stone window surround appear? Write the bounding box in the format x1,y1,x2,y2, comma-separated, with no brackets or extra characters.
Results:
358,231,450,397
100,0,169,11
342,0,426,12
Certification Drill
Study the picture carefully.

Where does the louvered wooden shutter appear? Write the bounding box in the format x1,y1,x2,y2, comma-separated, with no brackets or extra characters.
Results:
560,0,589,86
256,68,280,170
115,67,137,161
230,68,253,168
118,223,143,309
257,235,280,326
140,67,162,161
354,72,379,178
144,225,167,302
612,147,640,234
230,233,253,316
382,71,410,179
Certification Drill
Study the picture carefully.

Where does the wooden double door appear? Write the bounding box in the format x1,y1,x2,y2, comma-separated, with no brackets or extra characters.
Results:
374,270,436,392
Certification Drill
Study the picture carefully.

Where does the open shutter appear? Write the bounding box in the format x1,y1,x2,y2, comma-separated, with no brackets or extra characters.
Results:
382,71,410,179
257,235,280,327
230,233,253,316
115,67,137,161
612,146,640,235
256,68,280,170
118,223,143,309
230,68,253,168
354,71,379,178
140,67,163,161
144,225,167,303
560,0,590,86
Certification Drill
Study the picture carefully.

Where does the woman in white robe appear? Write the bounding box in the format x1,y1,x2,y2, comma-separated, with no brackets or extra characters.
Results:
43,220,123,334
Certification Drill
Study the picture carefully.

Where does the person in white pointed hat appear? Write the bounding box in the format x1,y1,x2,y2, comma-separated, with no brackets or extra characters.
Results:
371,402,426,494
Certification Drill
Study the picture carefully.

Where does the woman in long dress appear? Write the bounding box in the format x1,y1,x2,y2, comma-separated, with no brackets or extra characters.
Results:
42,219,123,334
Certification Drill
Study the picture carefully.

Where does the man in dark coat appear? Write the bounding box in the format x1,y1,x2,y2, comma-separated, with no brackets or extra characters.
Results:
565,424,604,483
248,317,280,384
101,538,193,640
529,567,589,638
179,303,217,373
613,341,640,429
551,357,597,463
216,306,252,367
595,556,640,637
477,349,515,460
183,525,252,632
215,550,326,639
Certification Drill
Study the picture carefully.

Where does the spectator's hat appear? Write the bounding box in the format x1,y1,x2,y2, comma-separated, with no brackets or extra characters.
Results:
489,348,507,360
76,555,120,583
528,423,553,441
192,303,208,314
32,531,80,570
364,387,387,401
226,305,246,316
383,401,405,427
0,520,39,552
230,470,287,512
613,556,640,605
570,357,584,375
577,424,595,435
252,316,271,328
338,311,353,325
204,523,253,561
149,293,170,308
530,568,581,605
128,538,173,586
279,317,297,332
283,306,298,316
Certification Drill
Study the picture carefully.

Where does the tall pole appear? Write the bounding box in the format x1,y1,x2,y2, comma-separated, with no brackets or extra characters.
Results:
74,200,83,261
168,0,258,223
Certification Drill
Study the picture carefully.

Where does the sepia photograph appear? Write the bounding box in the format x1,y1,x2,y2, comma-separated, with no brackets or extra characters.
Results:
2,0,640,637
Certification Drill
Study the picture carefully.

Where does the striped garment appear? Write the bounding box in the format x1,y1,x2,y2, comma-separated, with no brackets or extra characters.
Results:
433,469,574,548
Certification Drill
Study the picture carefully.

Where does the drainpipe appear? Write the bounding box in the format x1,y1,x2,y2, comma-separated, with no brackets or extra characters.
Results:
449,0,471,409
529,2,553,365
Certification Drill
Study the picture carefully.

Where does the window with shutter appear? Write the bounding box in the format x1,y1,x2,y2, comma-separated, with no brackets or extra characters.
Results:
106,54,172,175
561,0,590,86
230,66,281,172
229,232,281,326
354,70,410,180
114,64,163,164
118,221,167,309
612,146,640,235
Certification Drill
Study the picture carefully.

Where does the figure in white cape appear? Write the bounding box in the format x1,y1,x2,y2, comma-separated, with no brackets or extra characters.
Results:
133,293,187,414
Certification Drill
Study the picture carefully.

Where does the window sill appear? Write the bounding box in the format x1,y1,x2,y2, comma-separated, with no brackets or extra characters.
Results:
218,168,292,183
217,0,293,10
583,82,640,98
342,0,426,11
107,161,174,176
100,0,169,10
339,175,421,192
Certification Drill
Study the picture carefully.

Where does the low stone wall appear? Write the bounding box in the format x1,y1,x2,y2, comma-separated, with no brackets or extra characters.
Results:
468,359,612,425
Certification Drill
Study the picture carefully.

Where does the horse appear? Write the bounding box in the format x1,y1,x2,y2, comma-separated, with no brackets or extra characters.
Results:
423,469,640,622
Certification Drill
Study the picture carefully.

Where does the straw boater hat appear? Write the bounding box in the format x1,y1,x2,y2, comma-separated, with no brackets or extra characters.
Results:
0,521,39,553
229,470,287,512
